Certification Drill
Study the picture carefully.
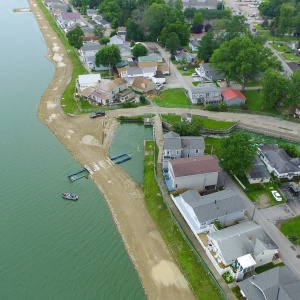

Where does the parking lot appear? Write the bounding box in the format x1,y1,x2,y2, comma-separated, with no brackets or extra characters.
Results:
279,185,300,215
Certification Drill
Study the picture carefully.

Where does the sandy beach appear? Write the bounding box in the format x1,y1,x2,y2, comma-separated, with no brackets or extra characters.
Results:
27,0,196,299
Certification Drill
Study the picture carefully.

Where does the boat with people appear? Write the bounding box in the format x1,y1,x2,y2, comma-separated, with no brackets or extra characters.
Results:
62,192,79,201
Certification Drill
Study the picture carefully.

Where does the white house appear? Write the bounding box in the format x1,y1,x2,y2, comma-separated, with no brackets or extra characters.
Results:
76,74,101,90
168,155,219,191
246,156,271,184
173,189,246,234
257,144,300,179
57,12,81,29
187,83,222,105
152,71,166,84
175,51,194,63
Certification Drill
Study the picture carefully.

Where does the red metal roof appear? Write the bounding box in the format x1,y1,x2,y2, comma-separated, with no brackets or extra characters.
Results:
221,89,246,101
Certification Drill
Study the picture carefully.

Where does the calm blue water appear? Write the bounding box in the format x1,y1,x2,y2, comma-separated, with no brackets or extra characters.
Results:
0,1,145,299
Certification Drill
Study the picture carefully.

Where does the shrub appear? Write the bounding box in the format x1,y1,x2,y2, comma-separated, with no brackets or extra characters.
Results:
222,271,234,284
120,101,137,108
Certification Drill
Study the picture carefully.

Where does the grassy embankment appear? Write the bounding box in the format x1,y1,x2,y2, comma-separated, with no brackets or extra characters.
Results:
143,141,223,300
36,0,87,114
153,88,192,108
280,216,300,244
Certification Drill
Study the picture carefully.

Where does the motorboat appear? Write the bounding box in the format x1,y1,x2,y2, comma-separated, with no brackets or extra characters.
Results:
62,192,79,201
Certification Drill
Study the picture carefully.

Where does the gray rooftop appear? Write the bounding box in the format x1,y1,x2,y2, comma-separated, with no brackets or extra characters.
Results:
248,156,271,180
258,144,300,175
191,82,220,93
127,68,143,76
238,266,300,300
208,221,278,264
80,42,102,52
164,131,205,151
181,189,245,223
189,40,199,47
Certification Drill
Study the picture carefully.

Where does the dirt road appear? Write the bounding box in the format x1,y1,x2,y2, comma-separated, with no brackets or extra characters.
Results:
28,1,196,299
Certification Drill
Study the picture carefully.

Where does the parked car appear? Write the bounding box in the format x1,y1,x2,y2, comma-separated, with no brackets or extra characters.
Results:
289,185,299,196
285,51,292,53
271,190,282,201
90,111,105,118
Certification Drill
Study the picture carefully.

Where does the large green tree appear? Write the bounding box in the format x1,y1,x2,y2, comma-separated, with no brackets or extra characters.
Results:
184,7,197,24
125,18,144,40
95,44,121,74
261,68,290,109
278,4,295,35
166,32,181,56
286,69,300,107
221,15,251,42
210,36,280,90
93,24,105,39
192,12,204,26
160,21,190,46
132,43,148,57
66,26,84,49
219,132,257,176
98,0,121,22
197,31,219,63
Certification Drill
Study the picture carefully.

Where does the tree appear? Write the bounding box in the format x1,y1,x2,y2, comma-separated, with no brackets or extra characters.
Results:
278,4,295,35
191,23,203,34
99,36,110,45
210,36,280,90
66,26,84,49
261,68,290,109
221,15,251,42
295,12,300,35
160,21,190,46
95,44,121,75
279,143,300,158
110,30,117,37
197,31,219,63
132,43,148,57
174,0,183,10
192,12,204,27
204,23,212,32
98,0,121,22
286,69,300,107
140,95,146,104
166,32,181,56
125,18,144,41
93,24,105,39
81,0,88,14
130,40,136,47
217,2,225,10
184,7,197,23
219,132,257,176
172,118,204,136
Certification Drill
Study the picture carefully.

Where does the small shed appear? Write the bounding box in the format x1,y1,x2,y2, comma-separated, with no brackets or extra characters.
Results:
221,89,246,106
181,113,192,123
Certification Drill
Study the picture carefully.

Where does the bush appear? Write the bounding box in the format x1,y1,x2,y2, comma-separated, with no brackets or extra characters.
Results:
213,220,222,230
140,95,146,104
120,101,137,108
222,271,234,284
206,104,220,111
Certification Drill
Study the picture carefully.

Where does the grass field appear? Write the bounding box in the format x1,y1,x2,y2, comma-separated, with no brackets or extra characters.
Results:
269,42,292,52
177,65,195,76
161,114,236,130
281,216,300,244
282,53,300,62
154,88,191,107
143,141,223,300
255,262,285,274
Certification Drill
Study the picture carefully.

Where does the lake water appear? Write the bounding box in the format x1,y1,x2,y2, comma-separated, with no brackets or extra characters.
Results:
0,1,145,299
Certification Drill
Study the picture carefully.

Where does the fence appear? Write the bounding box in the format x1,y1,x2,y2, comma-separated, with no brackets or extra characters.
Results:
151,127,228,300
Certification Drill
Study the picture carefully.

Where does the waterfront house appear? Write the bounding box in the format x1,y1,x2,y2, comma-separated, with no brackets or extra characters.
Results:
257,144,300,179
76,74,101,91
207,220,278,280
57,12,81,30
221,89,246,106
173,189,246,234
163,131,205,169
238,265,300,300
246,156,271,184
132,77,157,93
168,155,219,191
187,83,222,105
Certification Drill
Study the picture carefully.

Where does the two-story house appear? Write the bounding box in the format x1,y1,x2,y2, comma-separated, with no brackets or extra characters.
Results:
187,83,222,105
57,12,81,30
195,63,223,81
163,131,205,169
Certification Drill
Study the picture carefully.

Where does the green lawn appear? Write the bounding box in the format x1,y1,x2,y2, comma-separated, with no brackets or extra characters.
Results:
161,114,236,130
264,30,300,42
246,82,261,87
269,42,292,52
204,137,221,157
255,262,285,274
143,141,223,300
177,66,196,76
36,0,86,114
242,90,277,114
281,216,300,244
153,88,191,108
282,53,300,62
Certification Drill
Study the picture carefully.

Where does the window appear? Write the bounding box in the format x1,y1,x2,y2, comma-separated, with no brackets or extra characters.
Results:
206,92,209,97
195,149,199,154
214,92,219,96
187,154,190,157
176,150,179,155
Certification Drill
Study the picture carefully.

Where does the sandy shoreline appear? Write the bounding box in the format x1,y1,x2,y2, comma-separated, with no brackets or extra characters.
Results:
28,0,196,299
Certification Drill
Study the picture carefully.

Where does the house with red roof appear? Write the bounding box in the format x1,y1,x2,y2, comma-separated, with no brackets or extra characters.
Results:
221,89,246,106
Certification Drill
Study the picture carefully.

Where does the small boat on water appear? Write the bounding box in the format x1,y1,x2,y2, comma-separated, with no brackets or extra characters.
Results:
62,192,79,201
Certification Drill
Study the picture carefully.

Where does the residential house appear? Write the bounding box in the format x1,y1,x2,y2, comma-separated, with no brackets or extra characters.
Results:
189,40,199,52
221,89,246,106
175,51,194,63
85,55,109,71
173,189,246,234
118,64,158,83
182,0,218,9
83,36,99,43
132,77,157,93
79,42,102,57
45,0,61,5
246,156,271,184
163,131,205,169
157,65,170,75
65,23,80,34
108,35,131,58
81,25,94,37
168,155,219,191
77,87,94,100
117,27,127,40
48,2,69,12
138,61,158,68
207,220,278,280
257,144,300,179
238,266,300,300
190,32,207,41
152,71,166,84
138,54,159,62
86,9,97,17
195,63,223,81
187,83,222,105
57,12,81,30
92,15,111,28
118,89,135,102
76,74,101,91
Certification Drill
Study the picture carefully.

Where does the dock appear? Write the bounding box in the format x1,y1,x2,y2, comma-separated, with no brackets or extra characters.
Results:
68,169,89,182
111,153,131,164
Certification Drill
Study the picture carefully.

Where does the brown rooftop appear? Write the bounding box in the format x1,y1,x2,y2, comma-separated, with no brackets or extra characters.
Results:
157,65,169,72
113,78,127,85
170,155,219,177
138,61,157,68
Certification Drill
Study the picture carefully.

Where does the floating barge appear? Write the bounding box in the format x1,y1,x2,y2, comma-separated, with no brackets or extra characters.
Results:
68,169,89,182
111,153,131,164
